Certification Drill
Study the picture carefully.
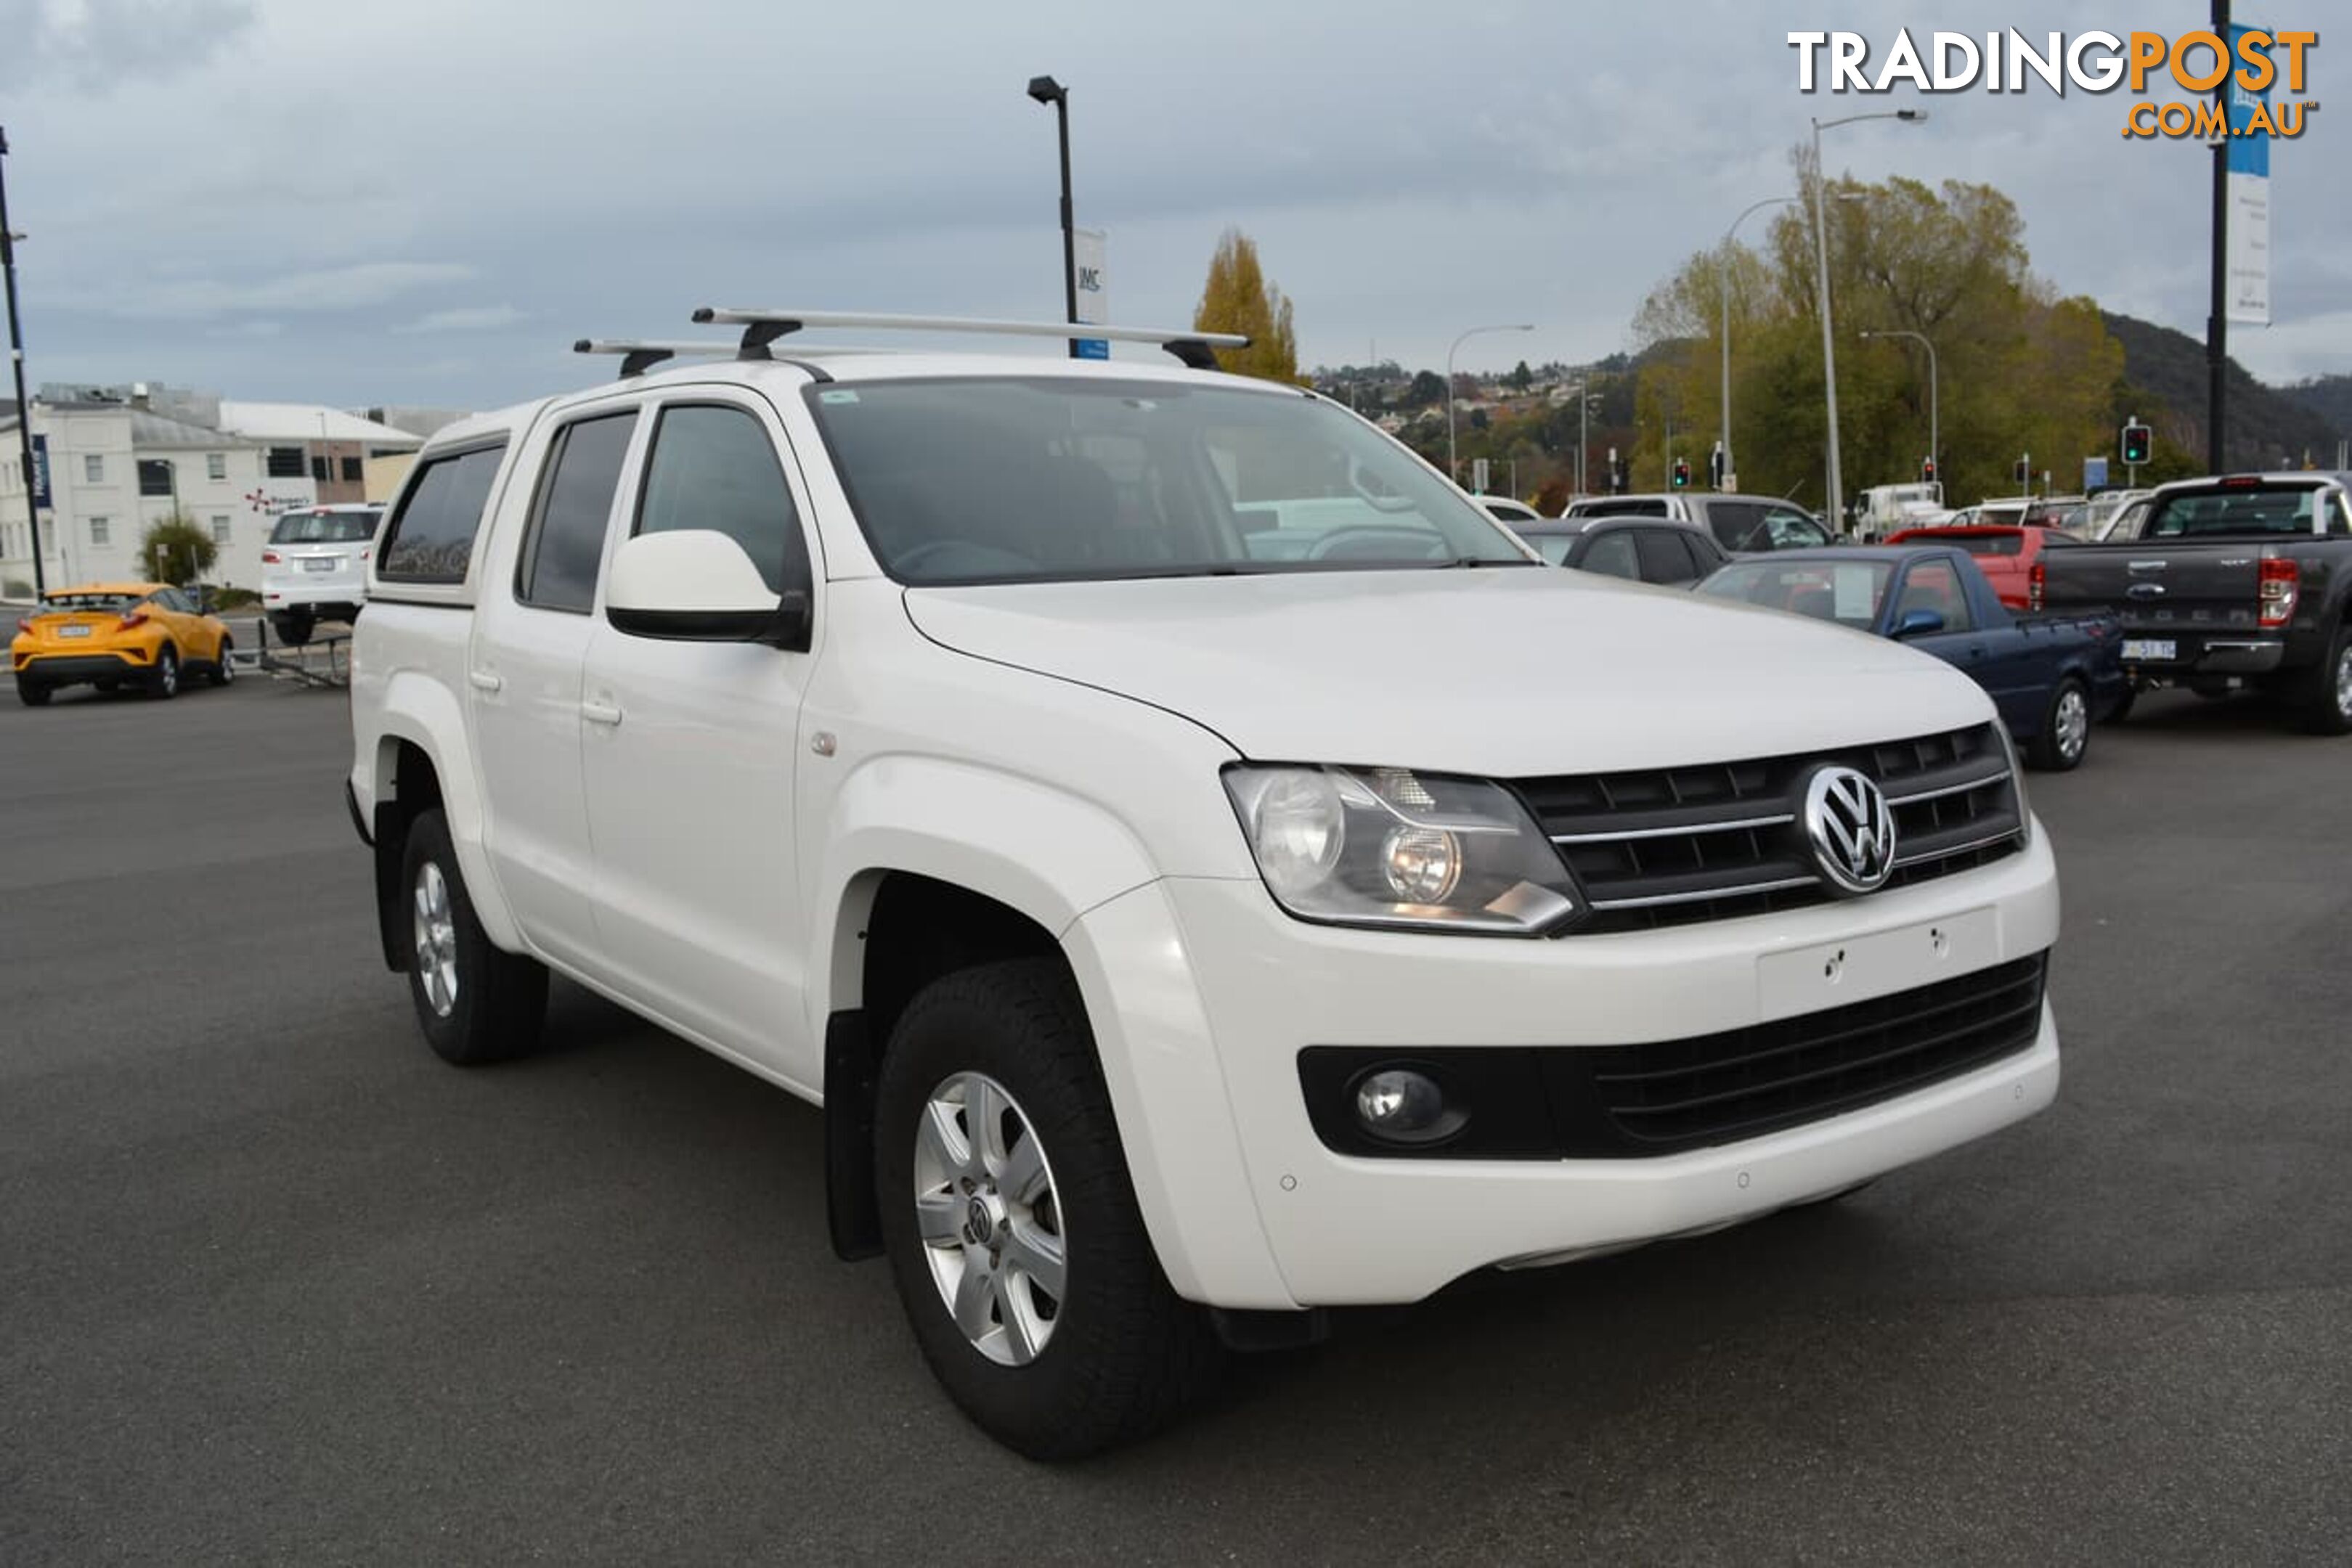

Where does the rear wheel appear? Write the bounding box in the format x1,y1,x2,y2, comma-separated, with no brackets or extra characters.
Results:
2027,678,2091,771
270,609,314,648
150,645,180,700
2299,624,2352,736
876,959,1220,1458
208,637,235,687
2104,687,2136,724
15,679,51,707
399,808,548,1065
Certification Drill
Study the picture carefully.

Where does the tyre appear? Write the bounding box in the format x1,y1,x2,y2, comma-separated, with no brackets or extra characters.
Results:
875,958,1220,1458
2298,624,2352,736
2104,687,2135,724
15,679,50,707
150,645,179,700
398,808,548,1066
208,637,235,687
2027,678,2091,771
270,609,314,647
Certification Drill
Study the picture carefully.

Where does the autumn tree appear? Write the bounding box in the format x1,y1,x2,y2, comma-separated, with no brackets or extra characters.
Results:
1192,228,1301,383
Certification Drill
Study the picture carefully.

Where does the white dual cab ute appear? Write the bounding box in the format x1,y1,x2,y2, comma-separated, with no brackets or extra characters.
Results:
346,310,2063,1457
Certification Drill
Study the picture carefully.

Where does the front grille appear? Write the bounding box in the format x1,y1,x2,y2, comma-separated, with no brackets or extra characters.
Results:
1547,953,2048,1154
1516,723,2025,934
1295,952,2049,1161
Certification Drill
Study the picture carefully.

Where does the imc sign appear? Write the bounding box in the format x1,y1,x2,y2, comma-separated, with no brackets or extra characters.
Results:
1074,227,1109,359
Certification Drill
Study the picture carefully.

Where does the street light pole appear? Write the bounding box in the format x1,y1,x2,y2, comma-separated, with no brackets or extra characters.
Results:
1446,322,1532,485
1026,75,1078,358
1860,327,1938,486
1720,196,1795,492
1,125,46,595
1810,107,1926,534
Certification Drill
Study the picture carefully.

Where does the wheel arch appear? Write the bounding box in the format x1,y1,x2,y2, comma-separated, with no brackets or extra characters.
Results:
365,674,523,960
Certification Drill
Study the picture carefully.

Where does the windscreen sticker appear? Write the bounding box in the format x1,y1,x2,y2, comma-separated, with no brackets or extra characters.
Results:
1833,566,1877,621
818,389,860,404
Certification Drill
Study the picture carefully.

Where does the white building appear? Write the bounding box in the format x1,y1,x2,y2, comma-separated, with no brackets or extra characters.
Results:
1,386,421,597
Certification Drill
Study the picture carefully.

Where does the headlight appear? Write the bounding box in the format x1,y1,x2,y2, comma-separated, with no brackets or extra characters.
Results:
1995,726,2033,849
1223,764,1582,935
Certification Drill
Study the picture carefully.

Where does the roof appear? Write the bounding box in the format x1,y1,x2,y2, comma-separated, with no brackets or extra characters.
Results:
1724,546,1943,566
2151,471,2352,493
129,408,257,451
216,401,424,447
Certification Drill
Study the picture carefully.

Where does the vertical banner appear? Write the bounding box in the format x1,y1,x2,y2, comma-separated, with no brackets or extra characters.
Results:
2225,23,2271,326
1073,227,1109,359
29,431,51,507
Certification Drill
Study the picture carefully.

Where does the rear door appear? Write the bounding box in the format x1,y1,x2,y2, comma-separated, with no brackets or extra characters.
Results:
467,408,641,971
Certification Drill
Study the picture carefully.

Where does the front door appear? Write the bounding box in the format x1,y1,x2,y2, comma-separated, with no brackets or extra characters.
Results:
579,394,821,1082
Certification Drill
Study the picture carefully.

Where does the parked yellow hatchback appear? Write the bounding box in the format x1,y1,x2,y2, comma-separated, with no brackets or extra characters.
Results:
11,583,237,706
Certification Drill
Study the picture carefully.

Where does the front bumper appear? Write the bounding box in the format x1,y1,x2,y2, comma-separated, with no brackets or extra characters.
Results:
13,650,155,685
1068,828,2061,1310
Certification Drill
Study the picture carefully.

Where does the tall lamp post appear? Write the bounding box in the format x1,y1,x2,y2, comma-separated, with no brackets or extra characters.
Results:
1025,75,1078,358
1859,327,1938,487
1720,196,1795,493
1810,107,1925,532
1,125,44,594
1446,322,1532,486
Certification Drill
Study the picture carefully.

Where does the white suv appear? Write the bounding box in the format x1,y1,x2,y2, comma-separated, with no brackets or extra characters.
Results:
346,314,2062,1457
261,503,381,645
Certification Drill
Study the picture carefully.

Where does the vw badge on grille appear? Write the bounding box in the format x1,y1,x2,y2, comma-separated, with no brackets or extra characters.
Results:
1802,766,1896,894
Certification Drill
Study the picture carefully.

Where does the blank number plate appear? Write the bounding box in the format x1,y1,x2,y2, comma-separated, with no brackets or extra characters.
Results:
303,557,338,572
2120,638,2176,661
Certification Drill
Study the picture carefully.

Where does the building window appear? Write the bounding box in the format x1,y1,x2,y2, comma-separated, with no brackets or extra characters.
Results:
212,515,233,544
310,455,328,482
138,459,176,498
341,456,362,483
206,453,227,481
266,446,304,478
84,454,105,483
89,517,110,546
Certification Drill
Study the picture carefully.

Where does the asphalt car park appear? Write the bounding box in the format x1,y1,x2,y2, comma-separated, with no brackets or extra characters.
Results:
3,680,2347,1561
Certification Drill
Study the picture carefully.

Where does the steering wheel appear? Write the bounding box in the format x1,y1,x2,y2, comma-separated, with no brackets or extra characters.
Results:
892,541,1040,579
1306,527,1452,563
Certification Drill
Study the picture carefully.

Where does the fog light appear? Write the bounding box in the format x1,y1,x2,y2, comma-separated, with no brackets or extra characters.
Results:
1353,1067,1459,1144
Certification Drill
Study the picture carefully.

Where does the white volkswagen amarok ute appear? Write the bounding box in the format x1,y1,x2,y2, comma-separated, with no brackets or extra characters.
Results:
346,311,2061,1457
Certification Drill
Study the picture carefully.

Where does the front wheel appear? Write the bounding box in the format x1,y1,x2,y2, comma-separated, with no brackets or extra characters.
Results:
2027,678,2091,771
398,808,548,1065
208,637,235,687
876,960,1219,1458
2299,624,2352,736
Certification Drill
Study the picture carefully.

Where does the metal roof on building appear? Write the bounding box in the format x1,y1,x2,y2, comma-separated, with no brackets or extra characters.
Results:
216,401,423,447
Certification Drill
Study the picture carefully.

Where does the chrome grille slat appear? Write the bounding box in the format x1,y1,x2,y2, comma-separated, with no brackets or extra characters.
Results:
1519,723,2027,935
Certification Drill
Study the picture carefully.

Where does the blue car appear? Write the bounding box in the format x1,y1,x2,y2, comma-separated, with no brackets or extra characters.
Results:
1696,544,2127,771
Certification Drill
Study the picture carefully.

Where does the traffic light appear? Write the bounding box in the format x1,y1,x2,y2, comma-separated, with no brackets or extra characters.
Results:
1921,456,1937,483
1672,457,1690,489
2013,454,2031,487
1608,450,1627,494
2121,420,2152,466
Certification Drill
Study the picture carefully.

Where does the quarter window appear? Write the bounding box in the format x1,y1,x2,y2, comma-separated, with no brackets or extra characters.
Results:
635,404,806,594
1579,530,1640,580
518,412,637,613
378,444,506,583
1634,528,1699,584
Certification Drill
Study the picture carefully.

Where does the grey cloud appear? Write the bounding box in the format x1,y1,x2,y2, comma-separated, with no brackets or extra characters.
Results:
0,0,258,91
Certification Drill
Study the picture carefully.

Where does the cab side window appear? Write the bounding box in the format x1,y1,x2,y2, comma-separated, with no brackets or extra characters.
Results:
635,405,810,595
517,412,638,613
1633,528,1699,584
1893,560,1974,632
379,444,507,583
1579,530,1640,580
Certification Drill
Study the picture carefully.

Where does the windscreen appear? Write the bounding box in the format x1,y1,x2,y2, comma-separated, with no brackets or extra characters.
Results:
270,509,381,544
1698,560,1890,629
807,377,1533,585
2141,486,2319,538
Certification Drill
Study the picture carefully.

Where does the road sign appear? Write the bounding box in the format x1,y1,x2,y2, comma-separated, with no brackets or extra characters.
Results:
1470,457,1489,493
2084,456,2109,492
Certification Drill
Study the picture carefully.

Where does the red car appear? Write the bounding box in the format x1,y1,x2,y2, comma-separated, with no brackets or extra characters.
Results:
1884,524,2080,610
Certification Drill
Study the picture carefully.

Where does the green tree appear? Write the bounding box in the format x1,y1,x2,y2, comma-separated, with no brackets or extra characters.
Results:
139,511,217,587
1407,369,1446,406
1507,359,1534,392
1192,228,1301,383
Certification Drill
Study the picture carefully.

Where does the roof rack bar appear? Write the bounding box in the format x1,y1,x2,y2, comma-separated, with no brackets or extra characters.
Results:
573,339,738,380
688,308,1246,369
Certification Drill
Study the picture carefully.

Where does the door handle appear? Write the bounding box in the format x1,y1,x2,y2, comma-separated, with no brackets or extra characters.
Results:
582,699,624,727
468,670,503,693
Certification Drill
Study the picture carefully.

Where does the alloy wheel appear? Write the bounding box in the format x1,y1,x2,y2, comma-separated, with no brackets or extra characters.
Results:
911,1071,1068,1367
412,861,460,1018
2056,687,2088,762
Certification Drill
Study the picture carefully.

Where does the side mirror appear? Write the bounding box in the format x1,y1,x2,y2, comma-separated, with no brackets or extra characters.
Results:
1892,608,1945,639
606,530,810,650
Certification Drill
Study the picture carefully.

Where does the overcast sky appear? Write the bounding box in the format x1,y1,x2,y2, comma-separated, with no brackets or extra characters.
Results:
1,0,2341,411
